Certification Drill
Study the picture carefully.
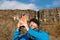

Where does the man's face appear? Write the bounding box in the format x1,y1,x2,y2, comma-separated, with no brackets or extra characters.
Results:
29,21,38,29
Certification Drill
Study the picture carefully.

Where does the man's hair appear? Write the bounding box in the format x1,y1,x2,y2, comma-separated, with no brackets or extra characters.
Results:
30,18,40,26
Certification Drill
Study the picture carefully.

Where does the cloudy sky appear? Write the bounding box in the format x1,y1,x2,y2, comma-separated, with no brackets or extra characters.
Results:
0,0,60,10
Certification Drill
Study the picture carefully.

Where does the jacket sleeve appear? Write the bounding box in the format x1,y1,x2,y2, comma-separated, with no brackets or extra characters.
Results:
12,29,21,40
27,28,49,40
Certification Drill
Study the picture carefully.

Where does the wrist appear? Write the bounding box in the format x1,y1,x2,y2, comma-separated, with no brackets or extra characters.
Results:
27,27,29,31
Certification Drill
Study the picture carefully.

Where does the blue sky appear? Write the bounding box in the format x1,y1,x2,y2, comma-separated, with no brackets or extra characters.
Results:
0,0,60,10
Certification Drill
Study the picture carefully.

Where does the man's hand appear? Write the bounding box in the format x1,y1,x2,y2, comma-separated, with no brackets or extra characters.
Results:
17,20,23,31
17,20,29,31
17,15,29,31
22,22,29,31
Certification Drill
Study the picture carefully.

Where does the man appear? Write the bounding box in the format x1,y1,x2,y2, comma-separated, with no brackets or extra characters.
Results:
12,18,49,40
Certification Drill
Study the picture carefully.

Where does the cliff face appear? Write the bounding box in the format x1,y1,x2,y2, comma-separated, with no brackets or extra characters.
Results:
0,8,60,40
0,10,36,20
0,9,36,40
38,8,60,40
39,8,60,22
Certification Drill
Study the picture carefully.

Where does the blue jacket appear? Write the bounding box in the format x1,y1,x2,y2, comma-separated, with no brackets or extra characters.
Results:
12,27,49,40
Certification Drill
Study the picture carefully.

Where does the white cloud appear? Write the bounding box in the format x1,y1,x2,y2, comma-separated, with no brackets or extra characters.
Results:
0,1,37,10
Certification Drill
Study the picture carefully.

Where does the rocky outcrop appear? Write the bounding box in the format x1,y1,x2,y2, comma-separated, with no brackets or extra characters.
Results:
39,7,60,22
